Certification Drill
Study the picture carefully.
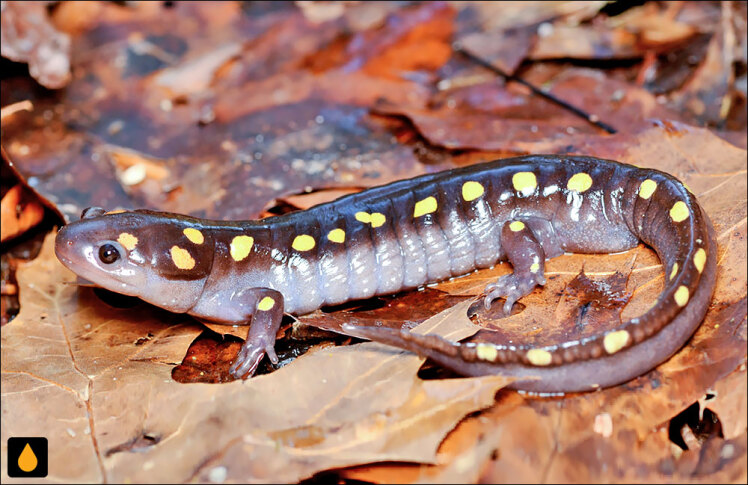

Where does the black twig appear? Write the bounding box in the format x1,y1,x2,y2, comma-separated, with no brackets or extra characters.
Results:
453,43,618,134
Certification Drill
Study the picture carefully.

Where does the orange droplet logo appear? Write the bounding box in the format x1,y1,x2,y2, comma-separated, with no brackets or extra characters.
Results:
18,443,38,472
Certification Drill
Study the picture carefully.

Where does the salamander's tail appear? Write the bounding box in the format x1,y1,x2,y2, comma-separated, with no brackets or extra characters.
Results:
341,323,504,377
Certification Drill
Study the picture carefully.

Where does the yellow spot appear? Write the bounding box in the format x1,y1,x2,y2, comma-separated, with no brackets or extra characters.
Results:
512,172,537,196
638,179,657,199
370,212,386,228
674,285,689,307
355,212,371,223
170,246,195,270
257,296,275,311
526,349,552,366
603,330,630,354
670,201,690,222
567,172,593,193
327,228,345,243
183,228,204,244
117,232,138,251
105,209,126,215
462,181,485,201
476,343,498,361
293,234,316,251
230,235,254,261
669,262,679,280
530,262,540,273
18,443,37,472
414,196,437,217
693,248,706,273
509,221,525,232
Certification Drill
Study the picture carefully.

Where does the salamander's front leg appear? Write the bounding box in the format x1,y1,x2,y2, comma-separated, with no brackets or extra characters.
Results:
229,288,285,379
484,220,547,314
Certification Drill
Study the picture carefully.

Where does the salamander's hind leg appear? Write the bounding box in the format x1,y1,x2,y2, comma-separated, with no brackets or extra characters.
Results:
484,220,546,314
229,288,285,379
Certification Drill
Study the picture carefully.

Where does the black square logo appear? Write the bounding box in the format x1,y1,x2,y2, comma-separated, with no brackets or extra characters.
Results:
7,437,48,478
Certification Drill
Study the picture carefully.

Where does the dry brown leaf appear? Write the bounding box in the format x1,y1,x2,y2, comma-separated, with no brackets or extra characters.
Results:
0,185,45,242
0,1,71,89
699,363,748,441
0,235,512,482
530,3,697,61
453,1,607,32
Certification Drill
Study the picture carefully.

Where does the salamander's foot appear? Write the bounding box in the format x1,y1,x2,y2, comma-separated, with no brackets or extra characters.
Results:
483,272,544,315
229,335,280,379
484,219,547,315
227,287,284,379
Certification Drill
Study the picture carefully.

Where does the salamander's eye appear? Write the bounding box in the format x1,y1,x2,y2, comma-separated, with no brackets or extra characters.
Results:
98,244,120,264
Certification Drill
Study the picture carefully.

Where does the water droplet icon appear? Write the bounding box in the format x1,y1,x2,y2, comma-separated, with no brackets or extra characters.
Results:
18,443,38,472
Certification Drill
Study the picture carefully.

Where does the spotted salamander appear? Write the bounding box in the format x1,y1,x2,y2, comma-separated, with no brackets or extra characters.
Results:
54,155,716,392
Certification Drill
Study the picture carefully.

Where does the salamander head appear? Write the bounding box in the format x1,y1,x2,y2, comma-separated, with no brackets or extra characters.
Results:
55,207,214,312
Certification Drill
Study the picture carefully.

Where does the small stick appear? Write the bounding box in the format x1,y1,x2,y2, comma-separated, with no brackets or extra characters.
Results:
453,43,618,134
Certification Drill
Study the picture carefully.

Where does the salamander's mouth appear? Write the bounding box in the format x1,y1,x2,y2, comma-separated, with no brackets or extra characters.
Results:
54,224,141,296
54,229,78,270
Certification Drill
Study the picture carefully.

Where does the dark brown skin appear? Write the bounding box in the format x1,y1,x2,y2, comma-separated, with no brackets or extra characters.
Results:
54,155,717,392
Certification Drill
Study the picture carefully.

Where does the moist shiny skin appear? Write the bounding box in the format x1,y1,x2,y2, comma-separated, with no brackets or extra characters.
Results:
54,155,717,392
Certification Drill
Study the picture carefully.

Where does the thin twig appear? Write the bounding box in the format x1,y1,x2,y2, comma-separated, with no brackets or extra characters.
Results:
453,42,618,134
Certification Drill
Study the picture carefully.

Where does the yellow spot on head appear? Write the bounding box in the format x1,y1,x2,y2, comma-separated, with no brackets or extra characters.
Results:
355,212,371,223
105,209,127,215
370,212,386,228
293,234,316,251
257,296,275,311
567,172,593,193
414,196,437,217
693,248,706,273
670,201,690,222
509,221,525,232
462,181,485,201
327,228,345,243
183,228,204,244
170,246,195,270
512,172,537,196
117,232,138,251
230,235,254,261
526,348,552,366
674,285,689,307
669,262,679,280
638,179,657,199
603,330,630,354
530,262,540,273
476,343,498,361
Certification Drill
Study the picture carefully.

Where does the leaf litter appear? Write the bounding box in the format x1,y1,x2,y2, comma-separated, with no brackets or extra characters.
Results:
0,1,746,483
